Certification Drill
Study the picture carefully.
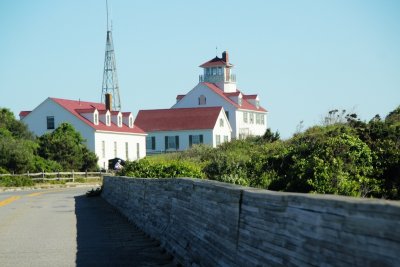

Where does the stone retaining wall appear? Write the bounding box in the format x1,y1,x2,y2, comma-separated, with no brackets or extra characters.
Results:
102,176,400,267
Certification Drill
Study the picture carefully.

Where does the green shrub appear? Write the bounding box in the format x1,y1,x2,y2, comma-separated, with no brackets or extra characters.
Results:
0,176,34,187
118,158,204,179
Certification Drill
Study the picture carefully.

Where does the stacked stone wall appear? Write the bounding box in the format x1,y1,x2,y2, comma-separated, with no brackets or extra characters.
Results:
102,176,400,267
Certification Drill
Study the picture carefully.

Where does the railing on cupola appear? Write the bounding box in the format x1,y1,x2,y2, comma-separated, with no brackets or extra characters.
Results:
199,74,236,83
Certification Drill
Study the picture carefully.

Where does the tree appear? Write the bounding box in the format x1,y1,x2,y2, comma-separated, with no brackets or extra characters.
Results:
0,108,34,140
385,105,400,125
38,123,98,171
262,128,280,142
0,109,37,173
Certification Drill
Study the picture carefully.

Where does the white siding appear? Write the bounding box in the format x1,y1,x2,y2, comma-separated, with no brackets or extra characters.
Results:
236,110,268,138
145,109,232,152
146,130,213,153
22,98,96,151
172,83,238,137
212,110,232,146
95,132,146,169
21,98,146,170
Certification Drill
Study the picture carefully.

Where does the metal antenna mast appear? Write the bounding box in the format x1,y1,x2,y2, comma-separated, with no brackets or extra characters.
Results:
101,0,121,111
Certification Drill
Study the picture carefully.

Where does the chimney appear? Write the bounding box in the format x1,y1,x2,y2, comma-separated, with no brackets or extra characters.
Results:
222,51,229,63
105,93,112,111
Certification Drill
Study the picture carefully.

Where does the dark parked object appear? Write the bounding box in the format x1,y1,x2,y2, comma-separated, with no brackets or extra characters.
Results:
108,158,126,170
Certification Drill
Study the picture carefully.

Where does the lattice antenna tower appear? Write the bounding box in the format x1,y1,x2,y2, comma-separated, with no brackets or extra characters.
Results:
101,0,121,111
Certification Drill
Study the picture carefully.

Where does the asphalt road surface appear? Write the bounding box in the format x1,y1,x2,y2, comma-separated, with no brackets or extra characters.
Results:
0,187,174,267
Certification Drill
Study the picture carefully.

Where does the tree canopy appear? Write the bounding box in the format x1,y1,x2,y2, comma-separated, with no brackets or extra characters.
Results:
0,109,98,173
38,123,98,171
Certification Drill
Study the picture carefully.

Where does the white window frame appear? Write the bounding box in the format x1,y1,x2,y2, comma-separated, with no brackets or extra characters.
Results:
94,113,99,125
216,135,221,146
249,113,254,124
256,114,261,124
118,115,122,127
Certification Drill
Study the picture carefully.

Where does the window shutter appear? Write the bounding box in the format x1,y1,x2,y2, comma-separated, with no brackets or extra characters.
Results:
175,136,179,150
189,135,192,148
165,136,168,150
151,136,156,150
200,134,203,144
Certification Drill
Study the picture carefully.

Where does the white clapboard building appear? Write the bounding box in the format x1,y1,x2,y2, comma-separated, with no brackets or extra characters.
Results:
20,97,146,169
173,51,268,139
134,107,231,153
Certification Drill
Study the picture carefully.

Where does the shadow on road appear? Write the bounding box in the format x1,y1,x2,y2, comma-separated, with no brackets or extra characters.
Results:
74,195,174,266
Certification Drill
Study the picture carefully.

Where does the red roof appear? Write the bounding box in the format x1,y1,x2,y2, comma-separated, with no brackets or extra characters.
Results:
122,112,132,117
49,98,145,134
202,83,267,112
243,94,258,100
19,111,31,117
225,92,241,97
135,107,223,132
75,108,96,113
199,56,233,68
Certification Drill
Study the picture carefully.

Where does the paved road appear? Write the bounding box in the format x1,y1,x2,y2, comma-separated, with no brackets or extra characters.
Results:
0,187,174,267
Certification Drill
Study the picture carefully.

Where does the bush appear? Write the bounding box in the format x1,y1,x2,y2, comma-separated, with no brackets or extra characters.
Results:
118,158,204,179
0,176,34,187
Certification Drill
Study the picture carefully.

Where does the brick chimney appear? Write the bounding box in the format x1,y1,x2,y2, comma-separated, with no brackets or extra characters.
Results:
222,51,229,64
105,93,112,111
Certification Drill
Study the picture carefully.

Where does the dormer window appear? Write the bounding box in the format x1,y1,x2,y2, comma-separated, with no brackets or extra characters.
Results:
256,100,260,109
118,115,122,127
198,95,206,105
106,114,110,126
94,113,99,125
238,97,242,106
129,117,133,128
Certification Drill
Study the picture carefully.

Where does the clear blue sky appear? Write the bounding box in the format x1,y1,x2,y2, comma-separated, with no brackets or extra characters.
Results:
1,0,399,138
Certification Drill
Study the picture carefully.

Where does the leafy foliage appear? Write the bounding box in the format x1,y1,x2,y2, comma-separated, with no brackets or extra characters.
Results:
118,158,204,179
0,110,97,174
38,123,98,171
126,108,399,199
0,176,35,187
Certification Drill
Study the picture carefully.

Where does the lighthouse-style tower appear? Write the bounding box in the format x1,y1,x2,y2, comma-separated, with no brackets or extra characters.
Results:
199,51,237,93
101,1,121,111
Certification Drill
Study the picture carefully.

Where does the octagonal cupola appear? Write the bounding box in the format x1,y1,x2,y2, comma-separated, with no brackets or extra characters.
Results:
199,51,237,93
